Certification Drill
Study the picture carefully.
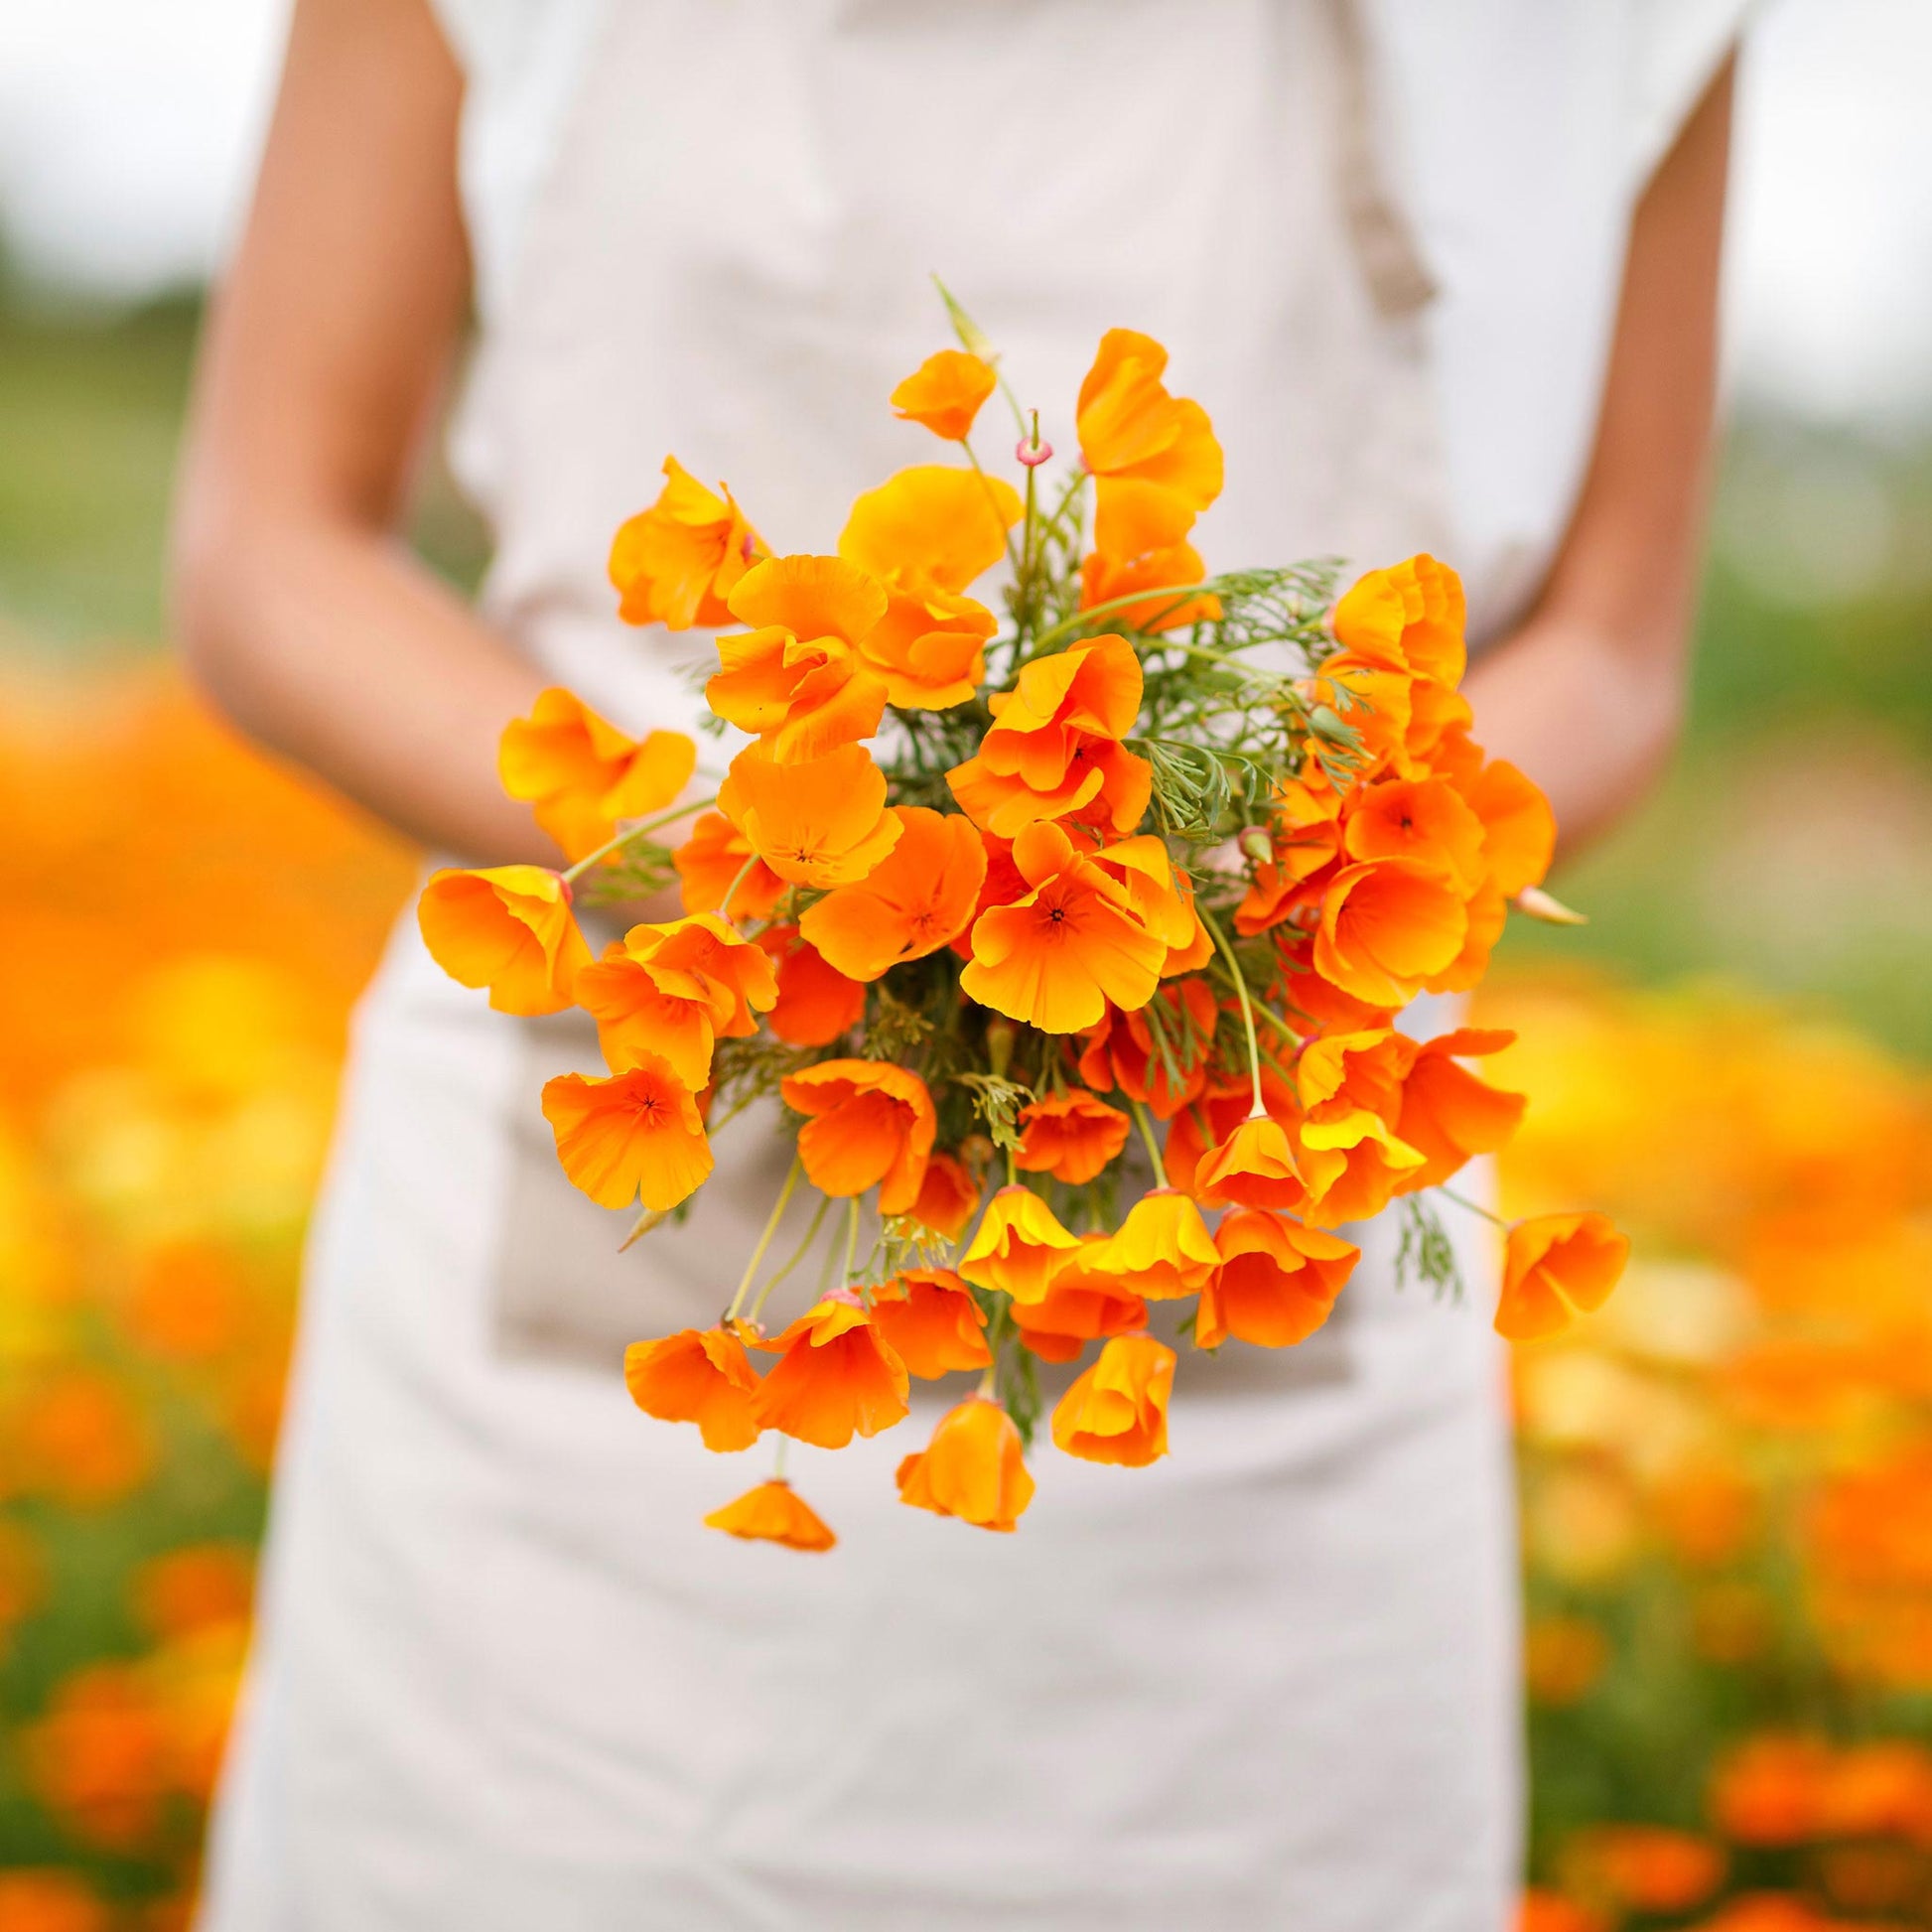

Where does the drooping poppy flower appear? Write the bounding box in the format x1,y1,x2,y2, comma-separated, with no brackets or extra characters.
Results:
960,820,1170,1034
1078,541,1221,632
855,578,998,710
957,1185,1083,1305
623,1324,761,1450
753,1297,910,1448
903,1151,981,1242
1196,1211,1359,1348
1051,1332,1175,1467
1291,1028,1428,1226
1161,1076,1255,1194
869,1269,991,1378
1010,1254,1149,1363
839,464,1022,594
576,913,778,1087
1088,1188,1220,1300
705,556,892,761
780,1059,936,1214
1312,859,1469,1010
1329,554,1467,687
1495,1212,1630,1341
1235,773,1344,936
1075,329,1223,559
1342,776,1486,893
1193,1114,1308,1213
610,456,764,630
1392,1028,1526,1191
1013,1091,1131,1185
798,807,988,981
947,636,1151,838
498,688,698,861
673,810,785,920
890,349,998,442
417,865,592,1016
718,743,902,890
897,1398,1035,1531
1462,758,1557,898
1078,978,1220,1120
703,1479,836,1552
757,925,867,1046
540,1057,714,1211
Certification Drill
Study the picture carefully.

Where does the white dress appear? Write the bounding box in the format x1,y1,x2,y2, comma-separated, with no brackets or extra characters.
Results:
199,6,1747,1928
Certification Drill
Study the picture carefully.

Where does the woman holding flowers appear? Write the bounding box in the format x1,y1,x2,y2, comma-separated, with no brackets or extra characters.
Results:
173,2,1744,1927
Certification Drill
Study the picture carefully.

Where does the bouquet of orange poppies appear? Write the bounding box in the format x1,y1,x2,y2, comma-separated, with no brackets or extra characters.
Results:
417,286,1627,1549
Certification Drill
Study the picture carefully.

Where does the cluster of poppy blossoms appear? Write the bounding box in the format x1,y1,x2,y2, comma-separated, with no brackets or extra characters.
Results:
416,297,1626,1549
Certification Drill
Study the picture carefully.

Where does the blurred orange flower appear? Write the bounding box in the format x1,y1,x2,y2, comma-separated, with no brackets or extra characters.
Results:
9,1368,154,1508
890,349,997,441
1496,1212,1629,1341
1075,328,1223,559
1078,542,1220,632
704,1480,836,1552
839,464,1022,595
417,865,591,1017
897,1398,1035,1532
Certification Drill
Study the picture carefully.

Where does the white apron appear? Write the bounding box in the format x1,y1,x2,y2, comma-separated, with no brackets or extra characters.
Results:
200,5,1746,1927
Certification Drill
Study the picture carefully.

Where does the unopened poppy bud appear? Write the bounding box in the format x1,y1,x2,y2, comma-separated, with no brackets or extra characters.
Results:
960,1133,997,1173
1237,826,1274,867
1309,705,1349,744
1514,885,1588,926
984,1015,1018,1077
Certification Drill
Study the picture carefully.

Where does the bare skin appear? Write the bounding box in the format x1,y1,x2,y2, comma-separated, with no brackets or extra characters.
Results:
173,0,1733,870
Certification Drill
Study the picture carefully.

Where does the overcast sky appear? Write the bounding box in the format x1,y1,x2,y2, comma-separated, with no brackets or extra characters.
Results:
1,0,1927,431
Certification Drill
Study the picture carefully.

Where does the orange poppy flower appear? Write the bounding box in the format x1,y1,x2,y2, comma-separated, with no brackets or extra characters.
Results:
1161,876,1217,975
1342,776,1486,893
897,1398,1035,1532
753,1296,910,1448
705,556,892,761
1160,1076,1255,1194
780,1059,936,1214
1078,978,1220,1120
890,349,997,442
1196,1210,1359,1348
1078,541,1220,632
718,743,902,889
869,1269,991,1378
498,688,697,862
1090,1189,1221,1301
1075,329,1223,559
575,913,778,1088
1330,554,1467,687
946,636,1150,839
855,578,998,710
1273,927,1402,1034
417,864,592,1016
903,1150,981,1241
1495,1212,1630,1341
1089,834,1197,955
798,806,988,981
960,820,1170,1034
1011,1256,1149,1363
1194,1114,1308,1213
1566,1829,1725,1917
957,1184,1083,1305
622,1324,761,1451
1312,858,1469,1009
540,1057,714,1211
673,810,785,920
1463,757,1557,897
703,1479,836,1552
839,464,1022,594
1013,1091,1131,1184
1392,1028,1525,1191
610,456,763,630
1292,1029,1427,1226
1050,1332,1175,1467
1709,1734,1834,1847
757,925,867,1046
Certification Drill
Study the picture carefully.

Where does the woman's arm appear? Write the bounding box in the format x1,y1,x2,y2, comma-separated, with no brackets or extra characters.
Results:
171,0,551,863
1463,56,1735,858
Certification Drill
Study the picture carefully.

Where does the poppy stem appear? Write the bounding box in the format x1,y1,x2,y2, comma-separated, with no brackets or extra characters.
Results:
842,1196,862,1285
1131,1100,1166,1177
1028,585,1214,657
1198,906,1267,1119
1435,1183,1508,1230
716,850,763,919
748,1187,832,1323
726,1157,803,1321
771,1437,789,1479
963,436,1024,581
562,795,718,884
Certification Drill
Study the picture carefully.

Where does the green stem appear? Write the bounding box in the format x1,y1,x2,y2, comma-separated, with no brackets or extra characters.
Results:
1199,905,1266,1119
749,1187,831,1322
716,849,762,918
561,794,717,884
963,436,1024,580
1436,1183,1508,1230
841,1196,863,1286
1131,1099,1167,1176
725,1156,801,1321
1029,584,1215,656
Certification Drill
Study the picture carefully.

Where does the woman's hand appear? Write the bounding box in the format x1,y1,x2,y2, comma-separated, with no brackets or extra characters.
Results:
1465,57,1735,859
